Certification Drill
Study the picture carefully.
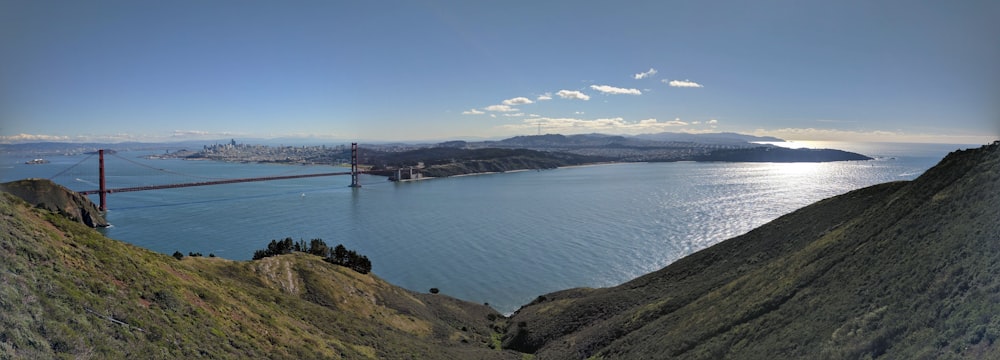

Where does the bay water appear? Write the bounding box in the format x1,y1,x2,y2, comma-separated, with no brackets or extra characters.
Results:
0,142,975,314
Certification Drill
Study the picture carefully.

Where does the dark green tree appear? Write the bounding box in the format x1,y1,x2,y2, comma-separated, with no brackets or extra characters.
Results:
250,238,372,274
308,238,330,257
332,244,348,265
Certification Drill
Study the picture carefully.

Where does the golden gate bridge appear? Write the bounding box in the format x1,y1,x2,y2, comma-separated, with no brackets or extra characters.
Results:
66,143,365,211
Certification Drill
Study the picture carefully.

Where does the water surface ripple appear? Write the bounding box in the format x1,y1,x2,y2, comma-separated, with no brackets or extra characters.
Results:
0,142,961,313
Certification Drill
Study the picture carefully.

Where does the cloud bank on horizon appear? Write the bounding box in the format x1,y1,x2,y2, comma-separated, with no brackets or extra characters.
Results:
1,1,998,144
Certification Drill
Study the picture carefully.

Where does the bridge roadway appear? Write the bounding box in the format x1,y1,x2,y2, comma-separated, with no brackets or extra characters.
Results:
77,171,361,195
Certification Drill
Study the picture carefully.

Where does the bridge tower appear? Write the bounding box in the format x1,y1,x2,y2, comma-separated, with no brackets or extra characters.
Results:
98,149,108,211
349,142,361,188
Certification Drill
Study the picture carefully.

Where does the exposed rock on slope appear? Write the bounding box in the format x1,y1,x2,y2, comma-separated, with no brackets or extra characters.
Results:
503,142,1000,359
0,178,108,227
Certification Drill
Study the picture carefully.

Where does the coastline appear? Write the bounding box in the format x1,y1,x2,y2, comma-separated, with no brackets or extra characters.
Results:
395,163,628,182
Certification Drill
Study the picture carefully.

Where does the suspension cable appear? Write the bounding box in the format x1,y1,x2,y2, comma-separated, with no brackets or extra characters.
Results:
48,153,94,180
109,152,225,180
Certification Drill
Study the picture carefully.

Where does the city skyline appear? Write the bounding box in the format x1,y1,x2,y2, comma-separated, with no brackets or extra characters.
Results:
2,1,998,144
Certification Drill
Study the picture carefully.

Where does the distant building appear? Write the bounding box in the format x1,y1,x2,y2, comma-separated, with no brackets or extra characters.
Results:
394,167,423,181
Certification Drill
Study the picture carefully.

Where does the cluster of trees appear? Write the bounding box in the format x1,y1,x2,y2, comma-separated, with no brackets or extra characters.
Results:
252,237,372,274
172,251,215,260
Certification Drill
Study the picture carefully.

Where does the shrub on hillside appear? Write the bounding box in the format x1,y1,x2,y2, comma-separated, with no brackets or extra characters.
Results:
252,238,372,274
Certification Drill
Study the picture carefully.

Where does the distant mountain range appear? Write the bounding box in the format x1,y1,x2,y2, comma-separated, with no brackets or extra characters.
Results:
362,134,868,178
3,133,871,178
443,132,782,149
1,132,782,156
437,133,865,162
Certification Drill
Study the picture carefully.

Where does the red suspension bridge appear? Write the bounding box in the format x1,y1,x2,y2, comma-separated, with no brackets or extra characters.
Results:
70,143,365,211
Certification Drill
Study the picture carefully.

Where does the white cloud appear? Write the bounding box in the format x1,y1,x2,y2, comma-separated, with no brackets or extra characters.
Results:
0,133,71,143
0,130,395,144
502,116,689,134
707,119,718,124
462,108,485,115
747,127,998,144
0,130,249,144
665,79,704,88
556,90,590,101
574,111,585,115
634,68,658,80
590,85,642,95
666,118,689,126
537,93,553,101
171,130,240,138
484,104,518,112
502,97,534,106
503,113,525,117
172,130,210,136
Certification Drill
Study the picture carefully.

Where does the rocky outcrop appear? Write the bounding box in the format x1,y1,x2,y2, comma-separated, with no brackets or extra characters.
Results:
0,178,108,227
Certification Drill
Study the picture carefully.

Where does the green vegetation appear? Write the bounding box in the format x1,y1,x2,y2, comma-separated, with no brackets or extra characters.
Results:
366,147,605,178
0,192,518,359
3,142,998,359
252,237,372,274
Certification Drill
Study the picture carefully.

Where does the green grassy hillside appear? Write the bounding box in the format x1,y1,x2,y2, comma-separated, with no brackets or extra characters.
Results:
0,191,520,359
503,142,1000,359
4,142,998,359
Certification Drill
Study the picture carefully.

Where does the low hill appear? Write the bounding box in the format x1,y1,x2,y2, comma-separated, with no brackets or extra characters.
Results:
0,191,519,359
471,134,870,162
502,141,1000,358
691,146,871,162
366,147,604,178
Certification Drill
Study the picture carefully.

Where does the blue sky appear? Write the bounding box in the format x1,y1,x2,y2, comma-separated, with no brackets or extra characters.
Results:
2,1,998,144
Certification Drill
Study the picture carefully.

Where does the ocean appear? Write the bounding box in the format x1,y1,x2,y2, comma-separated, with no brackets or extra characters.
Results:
0,141,978,314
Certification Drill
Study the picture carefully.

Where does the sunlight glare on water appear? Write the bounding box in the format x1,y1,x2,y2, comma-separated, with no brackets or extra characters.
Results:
0,142,969,314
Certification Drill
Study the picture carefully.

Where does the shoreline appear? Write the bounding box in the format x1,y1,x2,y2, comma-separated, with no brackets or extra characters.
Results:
393,162,625,183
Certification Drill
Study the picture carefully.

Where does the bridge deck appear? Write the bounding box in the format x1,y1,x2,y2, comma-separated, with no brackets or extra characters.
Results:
78,171,359,195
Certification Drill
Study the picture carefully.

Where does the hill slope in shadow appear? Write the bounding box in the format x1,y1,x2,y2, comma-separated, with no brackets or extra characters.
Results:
503,142,1000,359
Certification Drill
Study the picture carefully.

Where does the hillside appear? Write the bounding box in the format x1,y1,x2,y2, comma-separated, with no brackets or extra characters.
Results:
365,147,603,178
0,191,519,359
471,134,870,162
502,141,1000,358
3,141,998,359
691,146,871,162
